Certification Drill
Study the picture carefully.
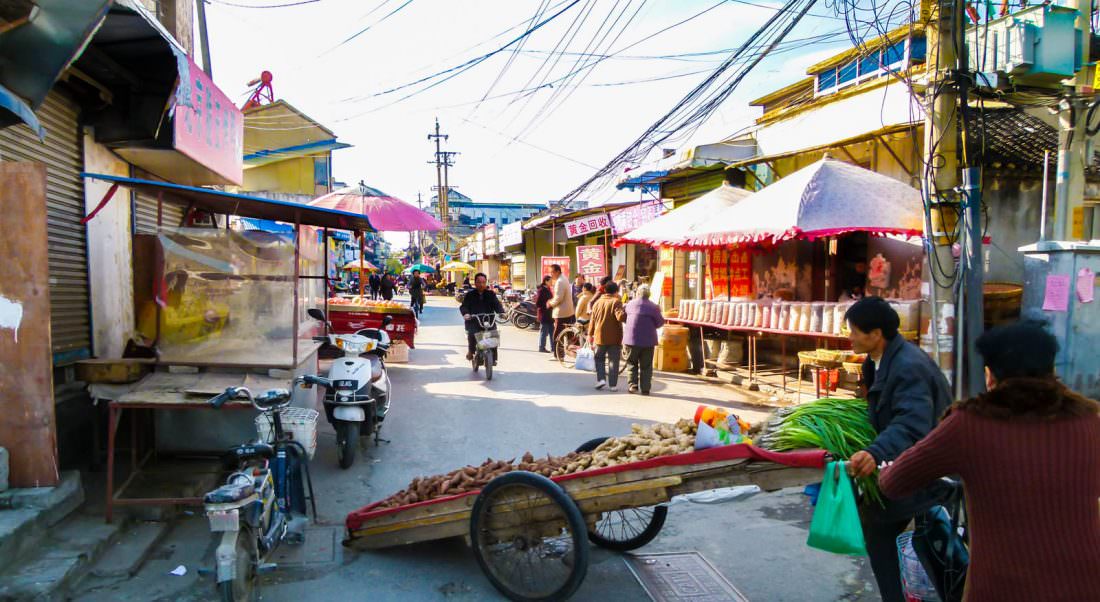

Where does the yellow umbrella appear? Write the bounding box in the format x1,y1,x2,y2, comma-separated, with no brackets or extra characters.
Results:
441,261,475,272
341,261,378,272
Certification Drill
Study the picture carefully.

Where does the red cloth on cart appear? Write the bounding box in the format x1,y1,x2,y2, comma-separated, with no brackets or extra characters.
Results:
329,310,417,348
346,445,826,532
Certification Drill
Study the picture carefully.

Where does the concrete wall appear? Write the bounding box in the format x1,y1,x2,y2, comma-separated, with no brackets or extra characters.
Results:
83,131,133,359
242,155,327,196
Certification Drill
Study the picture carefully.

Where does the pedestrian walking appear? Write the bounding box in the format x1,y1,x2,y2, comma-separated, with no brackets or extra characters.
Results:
878,320,1100,602
547,264,575,358
575,283,595,323
380,273,395,301
535,275,554,353
572,274,586,304
843,296,951,602
369,272,380,300
623,284,663,395
587,281,626,391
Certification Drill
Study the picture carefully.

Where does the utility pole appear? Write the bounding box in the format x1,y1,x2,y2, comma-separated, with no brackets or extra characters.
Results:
195,0,214,77
428,119,452,257
922,0,984,397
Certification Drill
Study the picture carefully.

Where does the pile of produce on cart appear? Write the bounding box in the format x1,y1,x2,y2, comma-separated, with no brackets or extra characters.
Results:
755,396,882,503
375,419,699,508
326,296,417,347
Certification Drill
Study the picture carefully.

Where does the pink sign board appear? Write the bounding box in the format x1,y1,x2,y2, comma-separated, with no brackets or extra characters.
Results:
541,256,570,279
1042,274,1071,312
609,201,663,235
576,245,607,280
174,57,244,185
565,213,611,238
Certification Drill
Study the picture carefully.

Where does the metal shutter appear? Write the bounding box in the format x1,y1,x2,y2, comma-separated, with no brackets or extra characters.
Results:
134,190,186,234
0,91,90,365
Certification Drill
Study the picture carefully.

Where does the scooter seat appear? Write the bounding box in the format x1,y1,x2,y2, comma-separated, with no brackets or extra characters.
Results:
204,482,255,504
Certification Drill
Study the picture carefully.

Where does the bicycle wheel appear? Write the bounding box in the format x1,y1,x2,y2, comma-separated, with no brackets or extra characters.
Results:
573,437,667,551
470,472,589,602
555,329,582,368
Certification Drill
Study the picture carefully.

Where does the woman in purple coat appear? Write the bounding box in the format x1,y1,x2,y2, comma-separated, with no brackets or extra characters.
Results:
623,284,664,395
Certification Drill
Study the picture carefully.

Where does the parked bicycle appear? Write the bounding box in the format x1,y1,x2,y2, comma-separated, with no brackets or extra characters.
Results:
202,387,317,602
555,322,628,374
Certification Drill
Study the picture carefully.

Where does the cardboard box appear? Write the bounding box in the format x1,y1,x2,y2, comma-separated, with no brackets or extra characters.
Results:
386,340,410,363
656,347,689,372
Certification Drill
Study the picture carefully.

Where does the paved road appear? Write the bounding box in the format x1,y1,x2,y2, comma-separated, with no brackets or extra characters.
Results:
73,294,878,601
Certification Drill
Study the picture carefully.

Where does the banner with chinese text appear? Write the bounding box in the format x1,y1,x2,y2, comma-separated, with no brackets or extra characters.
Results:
576,245,607,280
706,248,752,298
564,213,610,238
609,200,663,235
541,256,570,278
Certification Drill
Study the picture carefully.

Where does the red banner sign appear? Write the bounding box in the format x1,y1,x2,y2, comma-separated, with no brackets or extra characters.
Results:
174,56,244,185
541,256,571,279
707,248,753,298
576,245,607,280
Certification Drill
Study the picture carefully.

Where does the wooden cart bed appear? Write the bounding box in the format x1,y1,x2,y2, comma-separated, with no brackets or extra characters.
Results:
345,445,826,549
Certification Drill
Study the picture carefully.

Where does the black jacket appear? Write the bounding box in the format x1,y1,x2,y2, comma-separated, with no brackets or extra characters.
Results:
459,288,504,332
861,334,952,519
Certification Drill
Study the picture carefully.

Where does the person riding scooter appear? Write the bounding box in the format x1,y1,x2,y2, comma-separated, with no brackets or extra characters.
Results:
460,272,505,365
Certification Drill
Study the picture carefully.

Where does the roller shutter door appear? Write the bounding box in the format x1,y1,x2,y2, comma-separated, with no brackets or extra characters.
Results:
134,190,186,234
0,90,90,366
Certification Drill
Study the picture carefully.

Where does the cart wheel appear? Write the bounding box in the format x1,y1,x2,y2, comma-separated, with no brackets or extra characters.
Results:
470,471,589,602
574,437,669,551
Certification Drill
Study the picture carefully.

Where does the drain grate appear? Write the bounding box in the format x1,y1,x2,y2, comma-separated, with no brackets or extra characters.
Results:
625,552,749,602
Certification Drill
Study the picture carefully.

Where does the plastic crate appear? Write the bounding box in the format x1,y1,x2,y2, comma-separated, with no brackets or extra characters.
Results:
897,531,940,601
255,407,319,460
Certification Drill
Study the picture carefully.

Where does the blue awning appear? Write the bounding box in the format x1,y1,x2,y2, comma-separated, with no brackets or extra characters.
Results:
81,173,374,232
0,82,44,138
615,170,668,191
239,218,295,233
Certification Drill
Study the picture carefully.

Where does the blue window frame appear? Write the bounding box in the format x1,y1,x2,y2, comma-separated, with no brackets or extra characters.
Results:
314,156,329,187
909,36,926,62
837,60,858,84
883,39,906,66
817,67,837,91
859,53,880,76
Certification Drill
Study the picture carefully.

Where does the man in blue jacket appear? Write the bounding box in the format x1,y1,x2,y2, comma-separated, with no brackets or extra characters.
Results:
844,297,951,602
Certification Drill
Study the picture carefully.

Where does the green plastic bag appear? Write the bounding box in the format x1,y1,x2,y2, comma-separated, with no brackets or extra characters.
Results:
807,461,867,555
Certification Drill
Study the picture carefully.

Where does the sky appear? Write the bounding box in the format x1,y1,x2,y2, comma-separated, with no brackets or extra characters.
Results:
200,0,895,245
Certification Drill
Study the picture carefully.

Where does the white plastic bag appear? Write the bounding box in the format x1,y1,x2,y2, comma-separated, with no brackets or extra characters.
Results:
574,347,595,372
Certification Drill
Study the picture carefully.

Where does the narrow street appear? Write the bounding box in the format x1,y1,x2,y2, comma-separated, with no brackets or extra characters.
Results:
71,295,877,602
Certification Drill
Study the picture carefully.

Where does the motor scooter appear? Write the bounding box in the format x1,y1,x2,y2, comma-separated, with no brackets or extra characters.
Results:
302,308,392,469
509,295,538,330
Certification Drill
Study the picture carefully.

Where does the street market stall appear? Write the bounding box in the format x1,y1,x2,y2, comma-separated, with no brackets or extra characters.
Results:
344,419,825,601
654,160,926,398
81,173,374,521
326,296,418,348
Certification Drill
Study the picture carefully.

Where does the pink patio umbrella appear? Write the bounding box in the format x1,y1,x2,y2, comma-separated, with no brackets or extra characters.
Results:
311,181,442,296
309,181,444,232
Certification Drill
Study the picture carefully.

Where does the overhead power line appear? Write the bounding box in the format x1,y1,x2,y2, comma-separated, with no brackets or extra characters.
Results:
209,0,320,8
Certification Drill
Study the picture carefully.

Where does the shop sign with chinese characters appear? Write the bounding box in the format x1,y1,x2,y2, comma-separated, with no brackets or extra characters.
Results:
483,224,499,256
541,256,570,278
707,248,752,298
609,201,663,235
576,245,607,279
174,56,243,185
500,221,523,247
564,213,610,238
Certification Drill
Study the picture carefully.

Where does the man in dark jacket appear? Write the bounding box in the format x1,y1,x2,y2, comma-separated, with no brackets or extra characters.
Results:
844,296,951,602
380,273,395,300
459,272,505,364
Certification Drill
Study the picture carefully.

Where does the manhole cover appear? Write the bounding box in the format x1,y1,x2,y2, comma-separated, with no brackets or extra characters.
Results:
625,552,749,602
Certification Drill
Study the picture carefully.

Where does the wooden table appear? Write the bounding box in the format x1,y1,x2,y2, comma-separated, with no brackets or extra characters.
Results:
104,371,291,522
666,318,851,392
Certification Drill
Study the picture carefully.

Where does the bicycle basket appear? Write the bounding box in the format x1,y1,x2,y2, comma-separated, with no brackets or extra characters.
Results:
255,407,319,459
474,330,500,350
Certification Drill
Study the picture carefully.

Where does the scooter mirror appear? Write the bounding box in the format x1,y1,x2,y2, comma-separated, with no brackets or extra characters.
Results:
308,308,327,322
381,315,394,327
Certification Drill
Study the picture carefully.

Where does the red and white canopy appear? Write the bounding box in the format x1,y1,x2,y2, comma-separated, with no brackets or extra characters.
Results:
680,159,924,248
613,183,751,248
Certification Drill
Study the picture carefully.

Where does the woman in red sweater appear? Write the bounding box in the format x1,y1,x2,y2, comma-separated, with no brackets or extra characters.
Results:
878,321,1100,601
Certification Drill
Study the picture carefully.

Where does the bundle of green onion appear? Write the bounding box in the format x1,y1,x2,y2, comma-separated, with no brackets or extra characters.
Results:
757,397,883,505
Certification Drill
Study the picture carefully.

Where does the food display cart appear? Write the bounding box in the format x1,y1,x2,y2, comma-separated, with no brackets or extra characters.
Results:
344,442,825,601
326,297,418,348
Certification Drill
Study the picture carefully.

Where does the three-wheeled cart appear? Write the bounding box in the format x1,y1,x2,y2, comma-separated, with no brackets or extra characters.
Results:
345,443,826,601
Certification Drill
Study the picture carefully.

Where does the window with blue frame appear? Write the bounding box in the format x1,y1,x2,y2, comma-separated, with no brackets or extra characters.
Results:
883,39,906,67
909,36,926,62
859,53,880,76
817,67,837,91
837,60,858,84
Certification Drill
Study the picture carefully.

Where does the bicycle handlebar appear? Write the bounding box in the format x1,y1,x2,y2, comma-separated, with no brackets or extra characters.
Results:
209,386,251,409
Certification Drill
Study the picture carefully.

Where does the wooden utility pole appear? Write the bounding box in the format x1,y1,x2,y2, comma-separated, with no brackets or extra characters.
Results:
922,0,984,397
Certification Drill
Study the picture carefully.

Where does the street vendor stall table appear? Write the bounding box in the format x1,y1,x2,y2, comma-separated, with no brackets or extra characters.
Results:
102,368,310,522
667,317,852,395
344,443,825,600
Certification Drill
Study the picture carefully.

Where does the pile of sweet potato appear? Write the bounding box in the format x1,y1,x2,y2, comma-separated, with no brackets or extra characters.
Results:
373,419,697,509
